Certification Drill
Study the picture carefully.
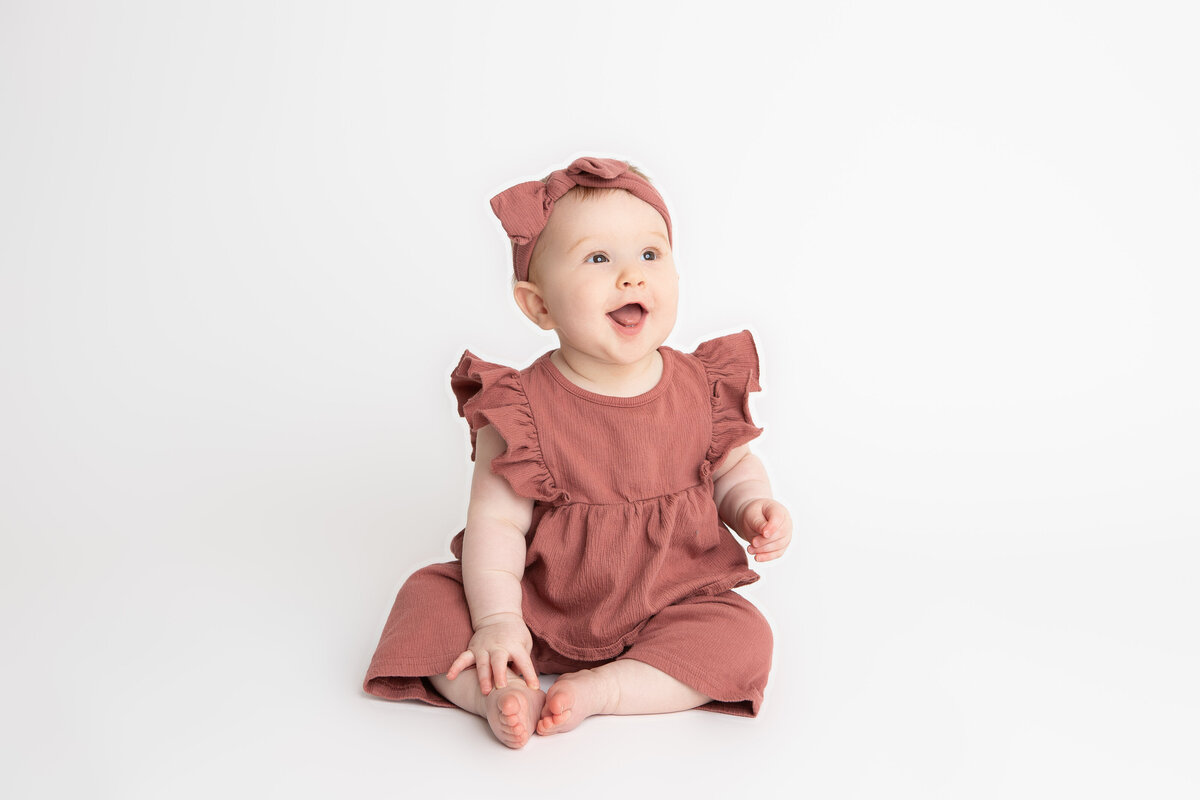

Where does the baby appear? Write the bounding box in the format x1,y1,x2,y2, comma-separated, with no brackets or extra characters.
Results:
363,156,793,749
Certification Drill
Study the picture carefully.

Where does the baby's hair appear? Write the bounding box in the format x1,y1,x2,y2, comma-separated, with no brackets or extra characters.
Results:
509,161,656,289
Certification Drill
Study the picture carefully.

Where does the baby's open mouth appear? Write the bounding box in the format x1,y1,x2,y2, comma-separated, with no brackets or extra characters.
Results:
606,303,647,328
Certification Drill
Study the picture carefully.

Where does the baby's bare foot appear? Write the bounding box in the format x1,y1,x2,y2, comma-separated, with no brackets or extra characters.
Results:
536,669,616,736
483,683,546,749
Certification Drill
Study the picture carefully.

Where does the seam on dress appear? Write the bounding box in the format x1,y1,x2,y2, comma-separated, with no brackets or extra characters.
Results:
703,351,715,472
552,482,712,508
688,346,719,473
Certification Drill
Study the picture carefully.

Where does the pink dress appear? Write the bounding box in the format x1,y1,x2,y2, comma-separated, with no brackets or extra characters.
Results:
364,330,773,716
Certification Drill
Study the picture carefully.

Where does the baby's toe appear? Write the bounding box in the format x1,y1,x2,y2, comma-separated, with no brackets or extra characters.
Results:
536,712,565,735
499,691,525,719
486,687,542,749
547,686,574,716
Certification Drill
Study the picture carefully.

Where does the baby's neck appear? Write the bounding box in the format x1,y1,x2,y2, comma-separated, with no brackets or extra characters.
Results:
550,348,663,398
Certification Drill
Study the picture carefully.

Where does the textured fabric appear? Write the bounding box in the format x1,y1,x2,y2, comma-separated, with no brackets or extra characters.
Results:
363,561,773,717
490,156,674,283
363,329,772,715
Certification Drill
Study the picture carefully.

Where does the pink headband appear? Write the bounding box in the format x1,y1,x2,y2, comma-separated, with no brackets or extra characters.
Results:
490,156,673,283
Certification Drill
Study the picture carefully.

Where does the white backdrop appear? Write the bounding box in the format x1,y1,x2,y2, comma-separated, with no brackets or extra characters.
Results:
2,1,1197,797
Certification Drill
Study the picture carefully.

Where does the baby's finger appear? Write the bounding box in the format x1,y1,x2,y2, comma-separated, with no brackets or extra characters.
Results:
747,504,770,536
513,651,540,689
759,524,789,545
490,649,511,689
764,502,791,534
446,650,474,680
759,504,786,537
752,537,787,555
476,651,493,694
748,532,775,551
754,534,791,559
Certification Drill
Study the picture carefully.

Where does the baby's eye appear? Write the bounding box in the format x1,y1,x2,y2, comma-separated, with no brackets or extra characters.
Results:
585,253,610,264
642,250,658,261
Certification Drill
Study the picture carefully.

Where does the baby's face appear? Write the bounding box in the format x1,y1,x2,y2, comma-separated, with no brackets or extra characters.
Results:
520,189,679,368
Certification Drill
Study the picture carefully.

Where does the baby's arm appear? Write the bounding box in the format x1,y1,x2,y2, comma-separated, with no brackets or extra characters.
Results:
445,423,539,693
712,443,794,562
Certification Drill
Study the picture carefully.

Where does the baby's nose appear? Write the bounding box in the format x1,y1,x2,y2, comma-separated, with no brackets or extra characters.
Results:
618,263,646,286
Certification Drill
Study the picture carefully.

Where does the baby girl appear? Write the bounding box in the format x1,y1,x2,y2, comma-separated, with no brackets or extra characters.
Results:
363,156,793,748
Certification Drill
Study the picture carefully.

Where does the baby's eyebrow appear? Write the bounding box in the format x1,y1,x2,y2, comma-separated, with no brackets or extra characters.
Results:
568,231,669,253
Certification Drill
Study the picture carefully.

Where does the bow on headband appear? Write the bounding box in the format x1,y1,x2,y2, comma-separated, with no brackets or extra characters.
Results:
490,156,673,283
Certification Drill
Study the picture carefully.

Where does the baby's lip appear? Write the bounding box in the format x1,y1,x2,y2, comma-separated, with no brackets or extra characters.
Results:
606,300,649,314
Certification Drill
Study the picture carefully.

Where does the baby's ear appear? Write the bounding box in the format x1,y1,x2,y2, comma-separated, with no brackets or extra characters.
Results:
512,282,554,330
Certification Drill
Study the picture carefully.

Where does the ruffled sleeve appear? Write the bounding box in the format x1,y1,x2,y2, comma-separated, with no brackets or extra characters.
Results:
450,350,569,504
691,330,765,479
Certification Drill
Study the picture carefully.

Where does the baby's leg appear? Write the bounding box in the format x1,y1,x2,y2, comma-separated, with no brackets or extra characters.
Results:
537,591,773,734
536,659,708,736
429,669,546,749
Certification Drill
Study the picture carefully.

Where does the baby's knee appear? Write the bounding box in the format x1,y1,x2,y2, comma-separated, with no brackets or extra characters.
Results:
726,597,773,670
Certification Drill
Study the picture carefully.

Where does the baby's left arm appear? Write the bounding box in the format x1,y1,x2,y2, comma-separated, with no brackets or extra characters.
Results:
712,444,793,563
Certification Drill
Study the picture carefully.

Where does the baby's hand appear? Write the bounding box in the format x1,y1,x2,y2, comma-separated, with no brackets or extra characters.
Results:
445,612,539,695
740,497,794,562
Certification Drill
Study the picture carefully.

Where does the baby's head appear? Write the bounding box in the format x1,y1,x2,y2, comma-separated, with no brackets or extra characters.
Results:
491,157,679,363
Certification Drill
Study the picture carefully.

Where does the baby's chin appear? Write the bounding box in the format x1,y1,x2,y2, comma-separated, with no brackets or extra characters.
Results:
556,337,673,367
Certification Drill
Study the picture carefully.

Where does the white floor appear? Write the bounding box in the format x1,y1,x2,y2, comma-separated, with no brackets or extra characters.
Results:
3,495,1195,798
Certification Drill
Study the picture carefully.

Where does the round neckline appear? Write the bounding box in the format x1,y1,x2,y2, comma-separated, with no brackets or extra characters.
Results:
537,348,674,406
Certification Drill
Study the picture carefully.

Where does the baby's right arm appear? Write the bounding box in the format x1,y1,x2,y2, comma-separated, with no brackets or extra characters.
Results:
445,423,538,694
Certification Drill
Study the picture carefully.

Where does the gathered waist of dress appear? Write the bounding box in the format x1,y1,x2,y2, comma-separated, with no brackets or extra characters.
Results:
537,480,714,508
